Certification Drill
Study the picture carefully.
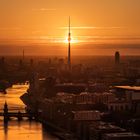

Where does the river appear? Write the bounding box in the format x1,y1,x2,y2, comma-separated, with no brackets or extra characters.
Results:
0,84,59,140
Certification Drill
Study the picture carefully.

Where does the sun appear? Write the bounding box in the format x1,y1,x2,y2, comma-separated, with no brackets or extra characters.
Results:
63,37,78,44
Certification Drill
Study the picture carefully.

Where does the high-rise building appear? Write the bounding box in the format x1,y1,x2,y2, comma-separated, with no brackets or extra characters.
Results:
0,57,6,71
23,49,25,60
30,59,34,66
115,51,120,65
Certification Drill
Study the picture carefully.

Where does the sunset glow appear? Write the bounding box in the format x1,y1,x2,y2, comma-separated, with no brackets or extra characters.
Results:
64,37,79,44
0,1,140,140
0,0,140,55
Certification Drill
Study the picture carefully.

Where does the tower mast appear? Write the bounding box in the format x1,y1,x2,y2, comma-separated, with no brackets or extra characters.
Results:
68,16,71,70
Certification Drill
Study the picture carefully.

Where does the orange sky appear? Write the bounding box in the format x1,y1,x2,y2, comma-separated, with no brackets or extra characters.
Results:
0,0,140,55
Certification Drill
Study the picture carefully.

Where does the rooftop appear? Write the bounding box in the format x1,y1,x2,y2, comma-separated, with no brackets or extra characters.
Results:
105,132,140,138
114,86,140,91
90,122,125,131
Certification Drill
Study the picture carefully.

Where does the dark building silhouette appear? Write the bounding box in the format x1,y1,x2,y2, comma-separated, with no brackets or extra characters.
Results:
23,49,25,60
19,59,23,70
0,57,6,71
30,59,34,66
115,51,120,65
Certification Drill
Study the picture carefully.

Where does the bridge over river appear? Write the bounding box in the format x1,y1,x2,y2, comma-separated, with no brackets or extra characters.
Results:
0,103,36,122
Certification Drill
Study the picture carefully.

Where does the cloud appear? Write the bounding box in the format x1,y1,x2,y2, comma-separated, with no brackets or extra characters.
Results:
74,35,140,44
1,35,140,46
0,27,21,31
32,8,56,12
59,26,125,30
60,26,96,29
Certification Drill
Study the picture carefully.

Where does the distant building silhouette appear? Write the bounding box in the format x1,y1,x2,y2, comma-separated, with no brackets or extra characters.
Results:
48,58,52,65
0,57,6,71
115,51,120,65
30,59,34,66
19,59,23,70
23,49,25,60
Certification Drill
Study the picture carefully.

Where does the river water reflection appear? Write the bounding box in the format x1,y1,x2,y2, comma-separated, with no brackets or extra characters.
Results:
0,84,59,140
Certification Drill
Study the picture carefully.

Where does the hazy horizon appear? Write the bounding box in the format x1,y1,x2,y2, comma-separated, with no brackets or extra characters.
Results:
0,43,140,56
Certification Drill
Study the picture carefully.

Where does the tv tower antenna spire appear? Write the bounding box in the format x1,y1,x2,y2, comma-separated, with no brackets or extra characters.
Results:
68,16,71,70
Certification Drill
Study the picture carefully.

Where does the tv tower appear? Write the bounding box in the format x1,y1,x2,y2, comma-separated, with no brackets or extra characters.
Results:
68,16,71,70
